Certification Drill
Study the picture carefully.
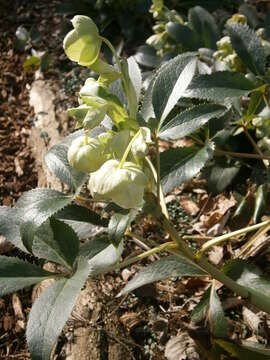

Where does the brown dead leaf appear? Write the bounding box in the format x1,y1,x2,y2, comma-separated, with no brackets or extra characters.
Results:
208,246,224,265
165,332,200,360
180,196,199,216
120,312,145,333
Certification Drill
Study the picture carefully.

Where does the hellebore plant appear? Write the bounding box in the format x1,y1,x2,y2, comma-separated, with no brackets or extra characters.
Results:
2,14,270,360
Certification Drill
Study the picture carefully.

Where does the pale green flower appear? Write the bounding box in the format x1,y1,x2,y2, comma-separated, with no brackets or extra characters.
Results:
131,127,152,158
68,136,106,173
68,104,107,130
88,159,148,209
63,16,102,66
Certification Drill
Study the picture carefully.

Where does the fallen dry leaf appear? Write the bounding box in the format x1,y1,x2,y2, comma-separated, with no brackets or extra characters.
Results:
180,195,200,216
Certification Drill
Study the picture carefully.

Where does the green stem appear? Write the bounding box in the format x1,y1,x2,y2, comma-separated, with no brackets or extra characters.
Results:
92,241,177,277
197,219,270,256
100,37,122,74
154,133,161,207
145,157,169,219
100,36,135,119
119,130,140,168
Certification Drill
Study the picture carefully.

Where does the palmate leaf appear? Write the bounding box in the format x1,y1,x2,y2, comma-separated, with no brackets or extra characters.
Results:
26,257,89,360
0,256,57,297
152,53,197,125
16,188,74,252
226,22,266,75
33,219,79,269
134,45,158,68
209,282,228,338
119,255,205,296
184,71,255,103
159,104,228,140
0,206,27,252
160,141,215,194
79,235,111,259
127,56,142,111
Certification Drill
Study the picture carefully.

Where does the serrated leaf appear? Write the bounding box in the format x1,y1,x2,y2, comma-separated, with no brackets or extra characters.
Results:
16,188,74,252
26,256,89,360
152,54,197,124
216,339,270,360
0,256,57,296
79,235,111,259
33,218,79,269
226,23,266,75
159,104,227,140
166,22,199,51
45,144,88,191
188,6,220,49
184,71,255,103
88,239,124,276
108,212,131,247
56,204,108,227
209,282,228,338
0,206,27,252
119,255,205,296
160,141,215,194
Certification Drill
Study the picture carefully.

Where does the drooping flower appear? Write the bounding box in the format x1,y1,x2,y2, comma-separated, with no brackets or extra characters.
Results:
63,15,102,66
68,136,106,173
88,159,148,209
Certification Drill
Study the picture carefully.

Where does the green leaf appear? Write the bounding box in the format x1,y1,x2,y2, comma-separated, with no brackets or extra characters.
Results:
0,206,27,252
252,184,267,224
109,212,131,247
188,6,220,49
152,54,197,124
160,141,215,194
119,255,205,296
216,339,270,360
203,163,240,194
159,104,228,140
134,45,158,68
191,287,211,323
184,71,255,103
0,256,57,297
16,188,74,252
209,282,228,338
79,236,111,259
45,144,88,191
166,22,199,51
55,204,108,227
226,23,266,75
88,240,124,276
26,257,89,360
127,56,142,110
140,73,156,125
33,219,79,268
223,259,270,313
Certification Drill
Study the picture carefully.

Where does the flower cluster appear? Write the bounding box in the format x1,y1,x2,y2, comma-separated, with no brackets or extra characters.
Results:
64,16,152,209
